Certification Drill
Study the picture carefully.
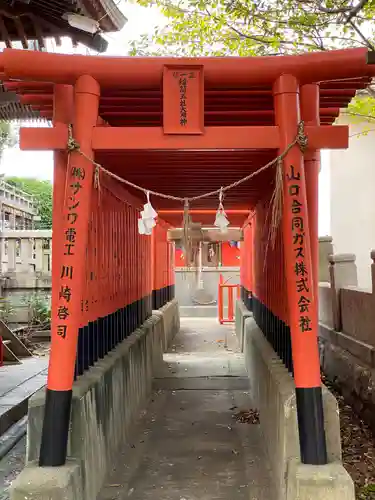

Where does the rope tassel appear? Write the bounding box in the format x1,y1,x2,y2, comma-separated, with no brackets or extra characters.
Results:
214,187,230,232
67,124,80,152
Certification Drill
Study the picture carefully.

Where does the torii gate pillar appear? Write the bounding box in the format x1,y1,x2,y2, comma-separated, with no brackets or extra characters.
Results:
301,83,320,305
39,76,100,467
274,75,327,465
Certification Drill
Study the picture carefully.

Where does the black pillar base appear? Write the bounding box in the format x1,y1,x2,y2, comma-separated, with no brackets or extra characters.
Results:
296,386,327,465
39,388,72,466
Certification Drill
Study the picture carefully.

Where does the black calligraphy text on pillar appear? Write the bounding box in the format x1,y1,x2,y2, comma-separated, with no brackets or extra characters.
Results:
287,164,312,334
57,165,85,343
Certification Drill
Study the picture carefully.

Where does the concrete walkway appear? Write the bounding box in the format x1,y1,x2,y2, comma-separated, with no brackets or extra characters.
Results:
98,318,273,500
0,357,48,435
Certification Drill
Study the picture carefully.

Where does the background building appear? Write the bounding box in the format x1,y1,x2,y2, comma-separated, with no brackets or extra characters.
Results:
329,111,375,289
0,179,36,230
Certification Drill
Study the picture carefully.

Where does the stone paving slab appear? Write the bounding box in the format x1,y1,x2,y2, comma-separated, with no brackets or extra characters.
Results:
170,318,240,354
0,358,48,398
0,358,48,435
154,377,250,390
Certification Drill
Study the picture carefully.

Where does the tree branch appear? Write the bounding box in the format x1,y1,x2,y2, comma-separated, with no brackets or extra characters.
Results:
203,5,324,51
347,19,375,50
133,0,375,57
343,111,375,121
349,128,375,138
344,0,370,22
313,0,360,14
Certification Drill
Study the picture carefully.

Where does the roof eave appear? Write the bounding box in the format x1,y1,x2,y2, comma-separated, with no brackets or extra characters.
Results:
79,0,127,32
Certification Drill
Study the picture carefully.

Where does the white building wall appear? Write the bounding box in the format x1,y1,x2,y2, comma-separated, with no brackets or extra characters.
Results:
318,150,331,237
329,115,375,290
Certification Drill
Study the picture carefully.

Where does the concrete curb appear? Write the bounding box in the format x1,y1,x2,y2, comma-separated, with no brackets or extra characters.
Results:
10,460,82,500
286,460,355,499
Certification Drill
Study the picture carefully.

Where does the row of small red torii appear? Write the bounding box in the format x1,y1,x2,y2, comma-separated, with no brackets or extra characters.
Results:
0,47,373,468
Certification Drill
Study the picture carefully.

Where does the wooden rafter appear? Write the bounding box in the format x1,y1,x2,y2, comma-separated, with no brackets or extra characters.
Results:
0,0,126,52
13,15,28,49
0,15,11,48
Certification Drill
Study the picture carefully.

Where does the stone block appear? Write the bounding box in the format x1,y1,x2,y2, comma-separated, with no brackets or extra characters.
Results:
319,236,333,283
286,461,355,500
153,298,180,349
10,460,82,500
26,388,46,463
319,324,338,344
235,299,252,352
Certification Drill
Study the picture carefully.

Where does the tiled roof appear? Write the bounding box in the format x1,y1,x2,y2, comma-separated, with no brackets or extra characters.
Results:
0,0,126,52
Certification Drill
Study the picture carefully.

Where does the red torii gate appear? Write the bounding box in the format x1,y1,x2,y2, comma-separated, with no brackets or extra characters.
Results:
1,47,373,469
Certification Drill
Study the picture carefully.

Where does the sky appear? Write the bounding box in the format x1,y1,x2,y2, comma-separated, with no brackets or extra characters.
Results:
0,1,331,235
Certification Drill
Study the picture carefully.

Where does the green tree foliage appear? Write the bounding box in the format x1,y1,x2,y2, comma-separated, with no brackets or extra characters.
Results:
132,0,375,57
6,177,53,229
347,90,375,120
132,0,375,119
0,122,17,161
345,91,375,136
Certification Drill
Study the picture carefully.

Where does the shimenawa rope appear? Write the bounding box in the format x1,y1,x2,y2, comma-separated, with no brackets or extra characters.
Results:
66,121,308,205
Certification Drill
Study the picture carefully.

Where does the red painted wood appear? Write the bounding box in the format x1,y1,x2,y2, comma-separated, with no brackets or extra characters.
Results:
163,66,204,134
274,74,321,389
221,242,240,267
1,47,373,87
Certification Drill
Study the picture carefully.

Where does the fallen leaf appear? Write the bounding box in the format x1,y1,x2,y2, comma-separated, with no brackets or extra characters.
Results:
233,409,260,424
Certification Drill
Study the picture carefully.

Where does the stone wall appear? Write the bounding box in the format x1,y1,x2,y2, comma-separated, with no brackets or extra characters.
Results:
318,246,375,434
11,300,180,500
0,230,52,327
340,287,375,347
0,230,52,275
